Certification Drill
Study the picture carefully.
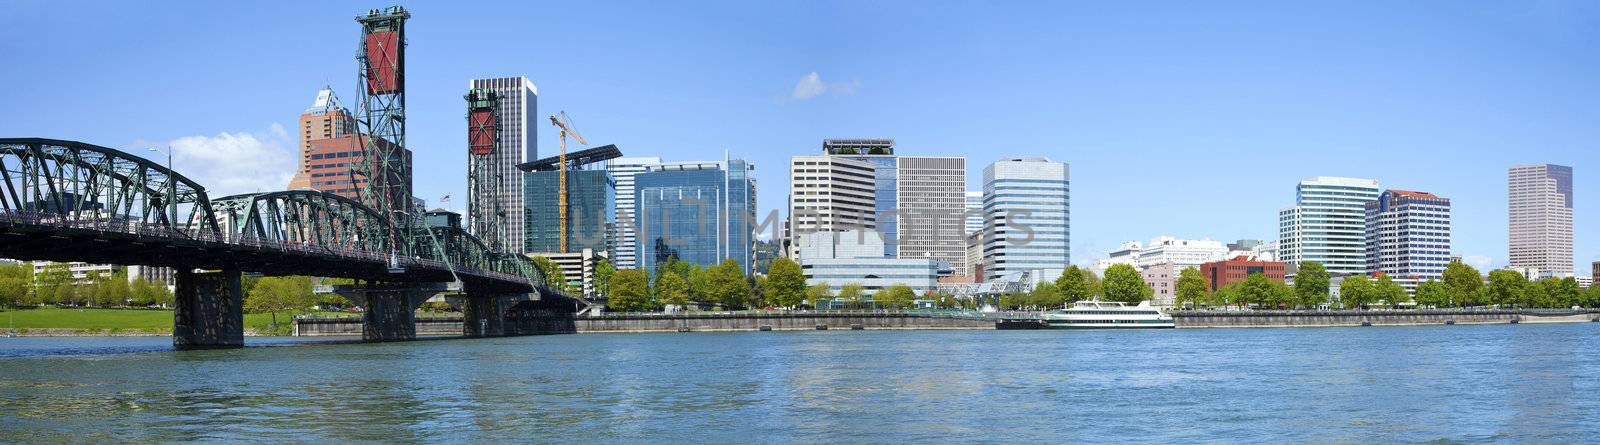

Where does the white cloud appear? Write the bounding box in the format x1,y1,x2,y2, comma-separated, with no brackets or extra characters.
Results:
1463,255,1493,272
153,125,298,198
792,72,827,100
789,72,861,101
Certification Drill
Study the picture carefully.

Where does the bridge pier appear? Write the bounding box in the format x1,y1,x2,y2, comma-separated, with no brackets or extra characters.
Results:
173,269,244,350
452,293,536,337
332,284,442,342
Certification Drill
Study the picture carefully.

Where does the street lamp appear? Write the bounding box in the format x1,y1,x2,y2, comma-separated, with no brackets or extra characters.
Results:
146,146,176,226
145,146,171,172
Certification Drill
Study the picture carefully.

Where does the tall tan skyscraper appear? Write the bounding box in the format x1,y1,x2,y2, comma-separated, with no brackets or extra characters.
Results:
787,155,877,259
467,77,537,253
1508,164,1574,278
897,156,967,274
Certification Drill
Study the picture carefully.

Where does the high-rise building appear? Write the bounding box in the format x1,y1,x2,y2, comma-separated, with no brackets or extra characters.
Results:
982,158,1070,281
606,156,661,269
523,169,614,253
896,156,967,275
288,87,401,200
825,139,897,256
1508,164,1574,278
1365,189,1452,281
467,77,538,253
1278,177,1380,276
965,191,984,235
635,160,757,275
786,155,877,258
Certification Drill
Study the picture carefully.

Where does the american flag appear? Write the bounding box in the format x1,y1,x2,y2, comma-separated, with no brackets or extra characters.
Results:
439,194,451,203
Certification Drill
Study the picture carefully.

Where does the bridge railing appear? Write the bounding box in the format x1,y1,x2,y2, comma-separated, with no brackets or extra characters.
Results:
1,210,526,283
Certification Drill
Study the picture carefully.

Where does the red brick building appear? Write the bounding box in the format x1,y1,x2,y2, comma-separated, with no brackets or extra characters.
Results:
1200,256,1287,291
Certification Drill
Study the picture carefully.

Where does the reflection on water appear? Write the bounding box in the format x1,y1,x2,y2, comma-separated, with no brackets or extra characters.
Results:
1,325,1597,442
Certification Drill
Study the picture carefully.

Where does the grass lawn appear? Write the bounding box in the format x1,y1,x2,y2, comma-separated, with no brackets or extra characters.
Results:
0,307,350,335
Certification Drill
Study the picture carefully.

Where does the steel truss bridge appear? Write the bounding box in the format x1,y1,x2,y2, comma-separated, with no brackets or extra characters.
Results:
0,138,583,347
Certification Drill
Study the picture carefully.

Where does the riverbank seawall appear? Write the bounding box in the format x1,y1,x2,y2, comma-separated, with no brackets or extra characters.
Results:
1174,309,1600,328
291,312,996,336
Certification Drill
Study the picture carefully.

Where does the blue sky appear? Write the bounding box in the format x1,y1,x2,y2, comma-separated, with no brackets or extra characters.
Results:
2,0,1596,271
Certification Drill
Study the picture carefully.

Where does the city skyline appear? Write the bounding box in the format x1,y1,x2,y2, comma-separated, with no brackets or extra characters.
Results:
2,1,1596,271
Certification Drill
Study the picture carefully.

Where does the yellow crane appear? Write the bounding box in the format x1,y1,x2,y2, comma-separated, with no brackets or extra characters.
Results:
548,111,588,253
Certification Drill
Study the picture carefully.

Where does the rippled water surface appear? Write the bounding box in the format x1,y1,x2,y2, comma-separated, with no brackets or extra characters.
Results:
2,324,1598,442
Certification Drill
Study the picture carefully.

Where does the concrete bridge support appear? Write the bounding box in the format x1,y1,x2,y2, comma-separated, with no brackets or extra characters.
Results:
333,284,442,342
453,293,534,337
173,269,244,350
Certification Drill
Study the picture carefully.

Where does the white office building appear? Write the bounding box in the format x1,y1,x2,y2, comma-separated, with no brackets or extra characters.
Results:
1136,236,1227,271
1279,177,1380,275
797,230,939,296
1508,164,1574,278
467,76,538,253
1365,189,1452,281
965,191,983,235
982,158,1070,281
606,156,661,269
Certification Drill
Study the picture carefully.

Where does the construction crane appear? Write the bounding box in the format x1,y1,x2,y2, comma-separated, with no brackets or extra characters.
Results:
548,111,588,253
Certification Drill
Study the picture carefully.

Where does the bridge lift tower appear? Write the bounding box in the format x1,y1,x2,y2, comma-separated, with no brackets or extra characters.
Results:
355,6,414,264
465,89,506,252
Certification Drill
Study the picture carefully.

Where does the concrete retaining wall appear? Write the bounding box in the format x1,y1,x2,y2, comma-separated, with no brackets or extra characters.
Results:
577,313,995,333
293,317,465,336
1175,309,1600,328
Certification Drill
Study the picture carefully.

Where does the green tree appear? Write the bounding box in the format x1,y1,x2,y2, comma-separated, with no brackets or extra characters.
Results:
607,269,653,312
244,276,315,333
36,263,74,306
1484,269,1527,307
704,259,751,309
877,284,917,309
1236,272,1291,308
1374,275,1409,308
1081,268,1103,299
1029,282,1063,309
1413,280,1448,308
1584,283,1600,308
593,259,615,299
1211,282,1241,308
765,258,807,308
837,283,866,308
1101,264,1151,304
1339,275,1376,309
0,263,32,308
654,270,690,308
1527,278,1559,308
530,256,574,293
1055,265,1097,304
805,282,833,309
1441,261,1483,307
933,293,959,309
151,281,175,307
1555,277,1582,308
1174,267,1209,309
1294,262,1330,309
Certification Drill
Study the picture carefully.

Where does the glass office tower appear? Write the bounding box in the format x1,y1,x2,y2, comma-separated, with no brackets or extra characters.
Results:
634,160,756,275
524,169,614,253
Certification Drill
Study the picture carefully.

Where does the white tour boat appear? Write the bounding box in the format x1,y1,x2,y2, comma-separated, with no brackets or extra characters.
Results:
1039,300,1174,329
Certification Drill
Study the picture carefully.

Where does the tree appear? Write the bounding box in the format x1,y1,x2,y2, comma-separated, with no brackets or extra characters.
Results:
933,293,959,309
1294,262,1330,309
593,259,615,299
1527,278,1558,308
1413,280,1448,308
1101,264,1151,304
877,284,916,309
1055,265,1097,304
837,283,866,308
805,282,834,309
1441,261,1483,307
530,256,573,293
36,262,74,306
0,263,32,308
1484,269,1527,307
1029,282,1064,309
704,259,752,309
654,270,690,308
1555,277,1582,308
1081,268,1102,300
686,265,711,304
1339,275,1375,309
1211,282,1241,308
1236,272,1291,308
1174,267,1209,309
1374,275,1408,308
1584,283,1600,308
607,269,652,312
244,276,315,333
765,258,807,308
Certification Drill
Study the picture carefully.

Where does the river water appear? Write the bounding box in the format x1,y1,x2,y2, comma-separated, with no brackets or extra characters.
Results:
1,323,1597,443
